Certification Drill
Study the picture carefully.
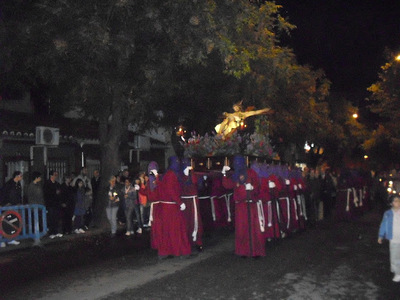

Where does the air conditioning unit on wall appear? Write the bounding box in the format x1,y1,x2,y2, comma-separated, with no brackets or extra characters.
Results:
134,135,150,150
35,126,60,146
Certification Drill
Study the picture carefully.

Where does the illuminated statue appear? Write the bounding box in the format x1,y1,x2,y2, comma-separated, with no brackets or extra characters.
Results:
215,101,271,137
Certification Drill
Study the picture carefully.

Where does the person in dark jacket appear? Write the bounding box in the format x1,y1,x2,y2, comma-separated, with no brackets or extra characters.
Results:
2,171,23,206
43,170,63,239
26,171,44,205
91,169,101,227
320,169,336,220
305,168,322,227
72,167,93,230
73,179,87,234
60,175,75,235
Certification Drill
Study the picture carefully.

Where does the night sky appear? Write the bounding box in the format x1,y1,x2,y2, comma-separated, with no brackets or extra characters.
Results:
278,0,400,104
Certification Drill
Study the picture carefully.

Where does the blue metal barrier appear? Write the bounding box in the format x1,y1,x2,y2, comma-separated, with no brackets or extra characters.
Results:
0,204,47,243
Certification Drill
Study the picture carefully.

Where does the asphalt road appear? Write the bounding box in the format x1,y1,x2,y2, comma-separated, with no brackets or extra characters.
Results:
1,209,399,300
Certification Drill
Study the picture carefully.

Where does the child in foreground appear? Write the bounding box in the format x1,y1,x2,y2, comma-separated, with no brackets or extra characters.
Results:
378,194,400,282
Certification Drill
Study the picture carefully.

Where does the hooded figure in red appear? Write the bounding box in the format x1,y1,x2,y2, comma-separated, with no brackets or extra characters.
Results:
222,155,265,257
155,156,191,258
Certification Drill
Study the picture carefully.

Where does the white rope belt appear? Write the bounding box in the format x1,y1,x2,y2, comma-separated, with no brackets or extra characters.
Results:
235,199,265,232
267,201,272,227
149,201,177,226
199,195,216,221
352,188,359,207
181,195,199,241
257,200,265,232
338,187,365,211
359,188,363,207
225,193,233,222
292,197,298,220
345,188,352,212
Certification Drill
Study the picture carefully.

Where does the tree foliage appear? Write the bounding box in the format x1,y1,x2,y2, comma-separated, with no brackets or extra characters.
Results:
365,50,400,168
1,0,305,225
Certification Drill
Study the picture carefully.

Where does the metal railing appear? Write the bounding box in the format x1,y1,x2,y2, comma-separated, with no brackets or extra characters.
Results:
0,204,47,243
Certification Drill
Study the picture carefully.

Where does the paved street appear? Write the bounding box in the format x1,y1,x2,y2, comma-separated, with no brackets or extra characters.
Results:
1,209,399,299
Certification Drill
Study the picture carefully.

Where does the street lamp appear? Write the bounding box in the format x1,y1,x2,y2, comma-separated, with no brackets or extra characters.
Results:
395,54,400,61
352,113,358,119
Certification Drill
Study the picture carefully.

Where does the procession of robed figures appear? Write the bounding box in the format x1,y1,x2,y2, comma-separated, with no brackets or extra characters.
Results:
136,154,371,258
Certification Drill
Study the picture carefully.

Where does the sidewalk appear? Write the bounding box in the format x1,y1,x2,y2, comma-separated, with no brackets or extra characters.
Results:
0,226,119,253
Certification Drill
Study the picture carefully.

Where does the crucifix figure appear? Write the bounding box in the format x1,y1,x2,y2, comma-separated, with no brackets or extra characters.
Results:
215,101,271,137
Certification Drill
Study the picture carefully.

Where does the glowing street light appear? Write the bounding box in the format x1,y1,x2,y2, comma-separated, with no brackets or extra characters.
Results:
352,113,358,119
396,54,400,61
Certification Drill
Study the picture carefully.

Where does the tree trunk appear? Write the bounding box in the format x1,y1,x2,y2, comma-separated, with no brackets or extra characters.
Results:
93,97,125,228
